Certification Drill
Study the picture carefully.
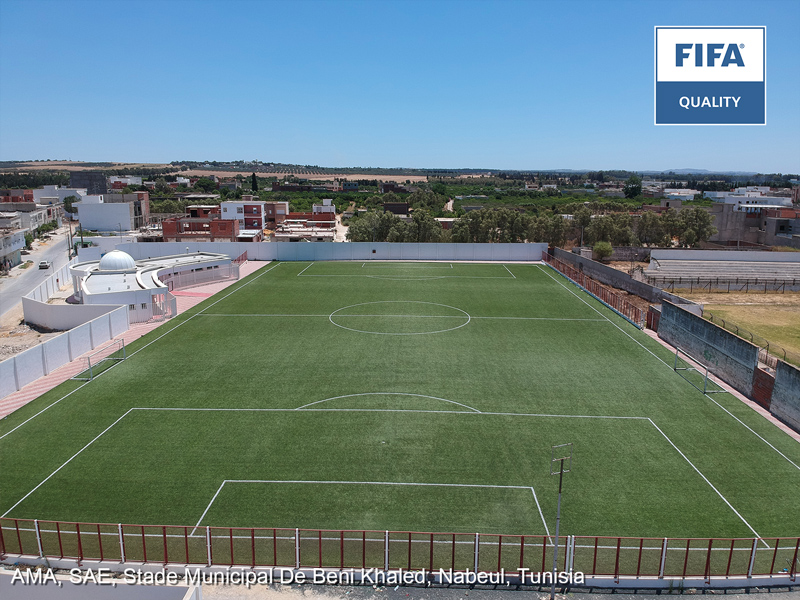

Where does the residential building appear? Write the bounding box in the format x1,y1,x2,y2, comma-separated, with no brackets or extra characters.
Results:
263,201,289,228
272,182,312,192
1,228,26,270
383,202,409,216
220,180,242,191
220,196,268,229
108,176,143,190
70,172,107,195
342,181,359,191
0,202,51,231
380,182,409,194
312,199,336,215
0,189,34,203
32,185,87,204
75,192,150,232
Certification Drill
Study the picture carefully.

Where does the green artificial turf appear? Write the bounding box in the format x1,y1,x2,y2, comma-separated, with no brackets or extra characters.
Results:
1,261,798,540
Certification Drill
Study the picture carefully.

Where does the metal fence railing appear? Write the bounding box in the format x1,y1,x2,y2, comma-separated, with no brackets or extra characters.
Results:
2,518,797,583
542,253,646,328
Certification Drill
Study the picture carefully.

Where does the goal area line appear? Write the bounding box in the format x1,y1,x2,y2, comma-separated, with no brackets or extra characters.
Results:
191,479,551,542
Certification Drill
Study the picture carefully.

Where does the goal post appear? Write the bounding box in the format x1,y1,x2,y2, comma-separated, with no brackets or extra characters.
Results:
673,347,725,394
72,339,126,381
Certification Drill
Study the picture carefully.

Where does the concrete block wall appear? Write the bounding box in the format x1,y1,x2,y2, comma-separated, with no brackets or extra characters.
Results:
770,361,800,431
657,301,760,397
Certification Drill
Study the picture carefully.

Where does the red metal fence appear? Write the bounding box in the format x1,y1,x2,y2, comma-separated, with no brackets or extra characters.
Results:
542,253,646,327
1,518,797,582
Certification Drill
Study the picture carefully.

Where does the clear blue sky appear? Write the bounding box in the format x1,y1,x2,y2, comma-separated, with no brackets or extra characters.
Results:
1,0,798,173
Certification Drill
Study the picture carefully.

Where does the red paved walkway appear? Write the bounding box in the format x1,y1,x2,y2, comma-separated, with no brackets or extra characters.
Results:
0,261,264,420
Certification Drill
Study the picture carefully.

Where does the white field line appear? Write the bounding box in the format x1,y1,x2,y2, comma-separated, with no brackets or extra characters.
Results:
296,263,314,276
197,313,605,322
503,264,516,279
0,262,283,441
646,418,766,546
4,403,736,543
299,275,515,279
295,392,482,412
192,479,551,542
538,264,800,471
0,380,91,441
191,480,227,535
1,408,135,518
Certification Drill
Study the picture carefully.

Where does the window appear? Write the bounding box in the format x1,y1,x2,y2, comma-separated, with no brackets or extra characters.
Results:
237,207,243,214
223,207,227,212
129,304,135,310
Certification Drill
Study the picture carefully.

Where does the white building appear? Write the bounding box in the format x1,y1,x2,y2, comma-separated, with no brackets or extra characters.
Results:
220,197,268,230
1,228,26,270
33,185,87,205
312,198,336,214
76,195,133,232
70,249,233,322
108,176,143,187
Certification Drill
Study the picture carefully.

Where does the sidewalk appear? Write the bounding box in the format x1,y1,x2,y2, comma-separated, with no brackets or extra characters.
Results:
0,261,265,420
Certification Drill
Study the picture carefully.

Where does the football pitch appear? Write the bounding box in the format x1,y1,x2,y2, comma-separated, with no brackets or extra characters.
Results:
1,261,799,541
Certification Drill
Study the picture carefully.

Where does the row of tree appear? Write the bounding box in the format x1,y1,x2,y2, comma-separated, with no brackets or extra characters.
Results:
346,206,717,248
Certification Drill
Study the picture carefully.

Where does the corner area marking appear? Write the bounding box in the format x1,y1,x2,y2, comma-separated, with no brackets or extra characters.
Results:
538,264,800,472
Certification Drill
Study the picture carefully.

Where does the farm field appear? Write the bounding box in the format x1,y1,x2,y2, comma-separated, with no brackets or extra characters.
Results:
1,261,799,543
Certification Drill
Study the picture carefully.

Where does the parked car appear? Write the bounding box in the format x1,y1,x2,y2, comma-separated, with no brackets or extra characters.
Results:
38,261,51,270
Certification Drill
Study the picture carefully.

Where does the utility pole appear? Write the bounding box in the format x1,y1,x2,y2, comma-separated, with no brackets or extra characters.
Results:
550,443,573,600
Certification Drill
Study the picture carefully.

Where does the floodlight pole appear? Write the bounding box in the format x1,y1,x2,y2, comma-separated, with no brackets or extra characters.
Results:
549,443,572,600
551,458,565,600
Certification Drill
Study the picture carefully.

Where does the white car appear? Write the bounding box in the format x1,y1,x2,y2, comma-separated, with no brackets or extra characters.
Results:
38,261,51,270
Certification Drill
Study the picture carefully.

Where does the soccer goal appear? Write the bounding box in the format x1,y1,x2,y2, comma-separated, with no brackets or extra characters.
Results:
72,339,126,381
673,347,725,394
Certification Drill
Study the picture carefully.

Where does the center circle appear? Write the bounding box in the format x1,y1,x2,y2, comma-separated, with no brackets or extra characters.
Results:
329,301,471,335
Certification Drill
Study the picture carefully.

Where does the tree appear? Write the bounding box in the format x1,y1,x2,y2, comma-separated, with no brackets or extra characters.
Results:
659,208,682,245
63,195,78,214
594,241,613,261
679,207,717,246
573,206,592,246
636,211,664,246
251,173,259,192
24,233,33,249
623,175,642,199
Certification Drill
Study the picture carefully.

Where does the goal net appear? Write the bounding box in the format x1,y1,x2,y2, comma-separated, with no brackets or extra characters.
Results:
72,339,126,381
673,347,725,394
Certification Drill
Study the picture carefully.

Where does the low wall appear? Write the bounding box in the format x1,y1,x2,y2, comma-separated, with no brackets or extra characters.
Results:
554,248,697,308
650,249,800,263
657,301,759,397
0,305,129,402
93,241,549,263
21,298,121,331
25,259,76,303
770,361,800,431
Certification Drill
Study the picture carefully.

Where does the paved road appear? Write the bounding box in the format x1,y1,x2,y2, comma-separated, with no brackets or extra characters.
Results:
0,227,73,321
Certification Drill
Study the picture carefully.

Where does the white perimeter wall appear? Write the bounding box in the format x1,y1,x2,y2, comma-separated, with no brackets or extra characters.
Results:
94,241,548,263
650,249,800,263
0,305,129,401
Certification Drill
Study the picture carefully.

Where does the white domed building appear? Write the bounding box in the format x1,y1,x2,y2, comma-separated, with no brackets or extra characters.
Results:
70,249,233,322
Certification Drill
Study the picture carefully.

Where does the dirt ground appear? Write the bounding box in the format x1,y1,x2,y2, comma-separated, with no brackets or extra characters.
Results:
677,291,800,306
0,304,62,362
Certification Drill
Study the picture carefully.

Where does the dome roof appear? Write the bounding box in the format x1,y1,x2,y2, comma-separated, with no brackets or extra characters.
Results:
98,250,136,272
